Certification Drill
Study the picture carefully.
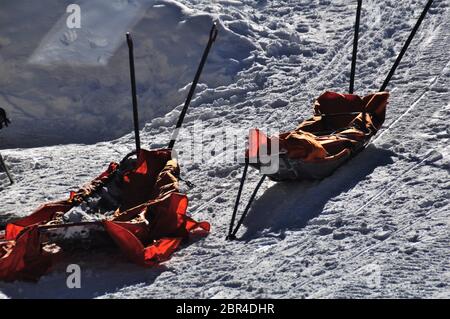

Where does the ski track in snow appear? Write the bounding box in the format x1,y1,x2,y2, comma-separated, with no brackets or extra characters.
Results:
0,0,449,298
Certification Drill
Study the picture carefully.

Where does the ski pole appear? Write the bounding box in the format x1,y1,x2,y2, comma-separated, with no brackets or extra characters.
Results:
229,175,266,240
349,0,362,94
0,152,13,184
227,161,249,240
379,0,434,91
168,22,219,149
126,32,141,154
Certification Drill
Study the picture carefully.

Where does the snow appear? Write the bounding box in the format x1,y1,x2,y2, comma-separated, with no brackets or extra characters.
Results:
0,0,254,148
0,0,449,299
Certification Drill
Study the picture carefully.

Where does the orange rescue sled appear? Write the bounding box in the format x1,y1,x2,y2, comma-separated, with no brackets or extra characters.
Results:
248,91,389,181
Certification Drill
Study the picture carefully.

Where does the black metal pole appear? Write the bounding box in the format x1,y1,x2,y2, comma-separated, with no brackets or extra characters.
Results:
0,153,13,184
226,161,249,240
379,0,434,91
126,32,141,154
350,0,362,94
168,22,219,149
230,175,266,239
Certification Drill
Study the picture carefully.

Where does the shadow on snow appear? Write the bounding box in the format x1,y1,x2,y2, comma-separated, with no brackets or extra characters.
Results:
241,145,396,240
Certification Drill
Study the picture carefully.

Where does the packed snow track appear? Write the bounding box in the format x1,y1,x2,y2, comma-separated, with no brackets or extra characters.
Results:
0,0,449,298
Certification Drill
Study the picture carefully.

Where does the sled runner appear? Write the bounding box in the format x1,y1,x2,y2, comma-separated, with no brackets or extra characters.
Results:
226,0,434,240
0,22,218,281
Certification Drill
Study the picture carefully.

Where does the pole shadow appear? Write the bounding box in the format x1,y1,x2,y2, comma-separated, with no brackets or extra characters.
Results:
241,145,396,239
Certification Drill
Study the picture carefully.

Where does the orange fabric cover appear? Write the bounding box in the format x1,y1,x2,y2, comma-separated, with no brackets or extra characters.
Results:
0,149,209,281
248,91,389,163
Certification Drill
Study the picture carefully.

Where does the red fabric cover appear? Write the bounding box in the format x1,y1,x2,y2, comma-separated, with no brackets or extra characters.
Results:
104,192,209,266
119,149,171,211
0,149,210,281
0,227,56,282
314,91,365,115
5,202,72,240
248,128,270,162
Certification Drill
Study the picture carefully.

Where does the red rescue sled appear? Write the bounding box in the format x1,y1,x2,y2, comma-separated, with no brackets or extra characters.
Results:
0,149,210,281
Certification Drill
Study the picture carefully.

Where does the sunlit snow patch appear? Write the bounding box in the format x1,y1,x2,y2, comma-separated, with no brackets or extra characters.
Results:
29,0,154,66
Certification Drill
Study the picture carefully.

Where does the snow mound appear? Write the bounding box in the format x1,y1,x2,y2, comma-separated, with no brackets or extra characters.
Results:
0,0,255,148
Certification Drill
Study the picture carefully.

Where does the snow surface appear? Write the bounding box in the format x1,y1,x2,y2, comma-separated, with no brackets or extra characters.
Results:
0,0,449,298
0,0,254,147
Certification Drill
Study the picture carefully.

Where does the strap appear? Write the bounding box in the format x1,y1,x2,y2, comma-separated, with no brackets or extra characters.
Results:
120,150,138,165
318,111,362,117
179,176,195,189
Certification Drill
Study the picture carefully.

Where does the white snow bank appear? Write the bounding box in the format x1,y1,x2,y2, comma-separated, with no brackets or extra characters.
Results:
0,0,255,148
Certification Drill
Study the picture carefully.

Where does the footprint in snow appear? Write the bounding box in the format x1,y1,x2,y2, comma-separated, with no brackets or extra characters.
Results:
88,36,109,49
111,0,131,11
318,226,333,236
60,30,78,46
332,231,349,240
373,230,391,241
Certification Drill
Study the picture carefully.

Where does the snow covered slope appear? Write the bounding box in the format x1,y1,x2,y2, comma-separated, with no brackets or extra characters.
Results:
0,0,254,147
0,0,449,298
